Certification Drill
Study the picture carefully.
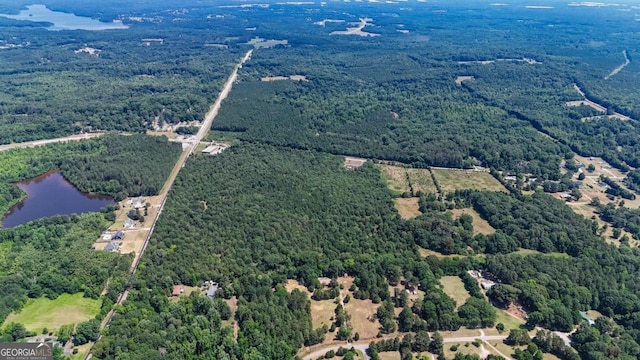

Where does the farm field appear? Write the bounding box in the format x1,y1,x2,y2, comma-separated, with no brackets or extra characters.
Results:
378,165,437,195
431,170,507,193
2,293,101,333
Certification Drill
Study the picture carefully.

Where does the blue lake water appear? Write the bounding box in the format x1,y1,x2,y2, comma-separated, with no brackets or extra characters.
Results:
2,170,114,228
0,4,128,31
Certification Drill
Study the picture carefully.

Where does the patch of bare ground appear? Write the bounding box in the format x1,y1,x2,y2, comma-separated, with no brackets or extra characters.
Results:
393,198,421,219
330,17,380,37
455,76,475,85
261,75,308,82
431,169,507,193
344,156,367,169
449,208,495,235
344,298,381,339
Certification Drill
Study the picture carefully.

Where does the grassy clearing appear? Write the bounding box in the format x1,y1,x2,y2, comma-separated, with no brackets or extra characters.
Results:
344,298,380,339
285,280,336,329
405,168,437,194
3,293,101,333
378,164,410,194
70,343,93,360
512,248,569,258
449,208,495,235
311,300,337,329
377,165,437,195
494,309,524,334
393,198,421,219
431,169,507,193
440,276,470,309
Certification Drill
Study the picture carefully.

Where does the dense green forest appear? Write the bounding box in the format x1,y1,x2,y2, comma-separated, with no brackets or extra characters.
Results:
0,213,132,325
96,144,498,358
3,0,640,359
0,134,181,217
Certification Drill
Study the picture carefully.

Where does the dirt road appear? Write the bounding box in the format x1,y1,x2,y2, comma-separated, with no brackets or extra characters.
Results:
605,50,629,80
0,133,104,152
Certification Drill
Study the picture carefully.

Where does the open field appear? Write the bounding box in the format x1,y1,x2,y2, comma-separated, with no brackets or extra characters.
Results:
378,164,410,194
3,293,101,333
455,75,475,85
483,309,525,336
344,298,380,339
450,208,495,235
311,300,337,329
406,169,438,193
377,164,437,195
431,169,507,193
285,279,339,330
393,197,421,219
440,276,470,309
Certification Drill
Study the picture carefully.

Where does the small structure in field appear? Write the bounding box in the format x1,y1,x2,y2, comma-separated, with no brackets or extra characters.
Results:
113,231,125,241
202,143,230,155
172,285,184,296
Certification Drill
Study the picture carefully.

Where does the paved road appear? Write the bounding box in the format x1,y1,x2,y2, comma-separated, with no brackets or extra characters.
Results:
84,50,253,360
303,343,370,360
0,133,103,152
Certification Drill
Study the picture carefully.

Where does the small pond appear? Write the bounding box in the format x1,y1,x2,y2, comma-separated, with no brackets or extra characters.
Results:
2,170,114,228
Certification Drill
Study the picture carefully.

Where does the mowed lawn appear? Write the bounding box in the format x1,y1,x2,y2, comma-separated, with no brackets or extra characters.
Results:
3,293,101,333
431,169,507,193
440,276,470,309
